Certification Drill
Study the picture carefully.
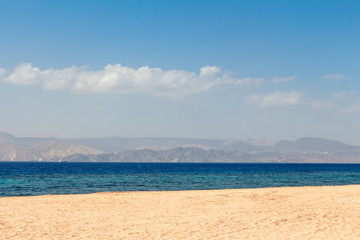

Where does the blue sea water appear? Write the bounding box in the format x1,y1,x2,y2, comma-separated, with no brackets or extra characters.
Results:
1,162,360,197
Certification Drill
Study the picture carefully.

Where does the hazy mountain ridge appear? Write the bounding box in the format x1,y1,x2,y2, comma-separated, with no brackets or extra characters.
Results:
0,132,360,163
0,133,104,161
273,137,357,152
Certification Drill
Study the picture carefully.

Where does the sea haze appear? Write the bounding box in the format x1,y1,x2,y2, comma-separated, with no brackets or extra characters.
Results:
1,162,360,197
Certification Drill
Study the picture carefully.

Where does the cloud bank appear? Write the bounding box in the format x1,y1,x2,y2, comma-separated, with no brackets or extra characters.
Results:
1,63,262,99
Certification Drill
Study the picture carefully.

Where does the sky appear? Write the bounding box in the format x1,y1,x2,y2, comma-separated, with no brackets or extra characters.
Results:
0,0,359,144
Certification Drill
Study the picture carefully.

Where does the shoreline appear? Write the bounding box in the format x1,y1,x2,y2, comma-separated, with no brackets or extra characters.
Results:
1,183,359,198
1,185,360,239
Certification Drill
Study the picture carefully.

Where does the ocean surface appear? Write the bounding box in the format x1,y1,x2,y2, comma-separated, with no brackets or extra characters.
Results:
1,162,360,197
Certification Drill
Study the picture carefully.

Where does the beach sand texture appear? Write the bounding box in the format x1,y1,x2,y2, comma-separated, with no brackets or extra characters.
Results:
1,185,360,240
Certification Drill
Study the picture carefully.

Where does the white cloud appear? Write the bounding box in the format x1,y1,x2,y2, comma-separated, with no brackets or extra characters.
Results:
1,63,252,99
332,90,355,100
247,91,302,108
4,63,80,89
272,75,297,83
322,74,348,80
0,68,7,77
306,91,358,111
234,77,263,86
309,100,333,110
341,104,360,114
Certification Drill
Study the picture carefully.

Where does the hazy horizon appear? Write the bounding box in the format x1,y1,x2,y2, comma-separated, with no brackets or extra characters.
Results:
2,130,360,148
1,1,359,145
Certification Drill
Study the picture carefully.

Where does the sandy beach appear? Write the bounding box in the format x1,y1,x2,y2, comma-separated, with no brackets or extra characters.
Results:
1,185,360,239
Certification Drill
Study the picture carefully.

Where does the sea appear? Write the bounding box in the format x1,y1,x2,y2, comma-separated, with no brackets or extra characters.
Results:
1,162,360,197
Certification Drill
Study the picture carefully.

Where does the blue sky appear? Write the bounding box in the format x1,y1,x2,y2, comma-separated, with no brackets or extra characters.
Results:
0,0,359,144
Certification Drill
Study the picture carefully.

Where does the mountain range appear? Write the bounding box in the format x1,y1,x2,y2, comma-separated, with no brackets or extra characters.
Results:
1,131,360,163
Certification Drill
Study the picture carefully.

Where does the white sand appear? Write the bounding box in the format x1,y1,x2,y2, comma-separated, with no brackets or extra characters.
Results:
1,185,360,239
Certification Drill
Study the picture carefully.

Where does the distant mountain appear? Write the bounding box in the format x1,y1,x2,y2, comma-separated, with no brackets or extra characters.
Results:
0,132,254,152
0,132,103,161
61,147,360,163
274,137,360,152
0,131,360,163
0,132,16,142
67,137,226,152
63,147,254,163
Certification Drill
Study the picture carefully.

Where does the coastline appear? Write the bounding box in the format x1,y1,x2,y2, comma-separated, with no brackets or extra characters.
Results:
1,185,360,239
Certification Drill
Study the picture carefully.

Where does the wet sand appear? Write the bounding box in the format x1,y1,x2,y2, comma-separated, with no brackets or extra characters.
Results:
1,185,360,239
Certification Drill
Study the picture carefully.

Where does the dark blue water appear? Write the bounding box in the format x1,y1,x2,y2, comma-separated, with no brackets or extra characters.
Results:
1,162,360,197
